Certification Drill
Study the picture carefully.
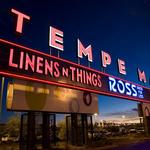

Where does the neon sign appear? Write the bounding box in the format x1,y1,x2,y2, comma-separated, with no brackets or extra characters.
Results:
7,79,99,113
0,39,102,91
0,8,150,104
0,39,150,103
9,8,147,83
109,77,144,99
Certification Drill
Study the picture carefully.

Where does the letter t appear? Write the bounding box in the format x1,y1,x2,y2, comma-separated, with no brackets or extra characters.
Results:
11,8,30,33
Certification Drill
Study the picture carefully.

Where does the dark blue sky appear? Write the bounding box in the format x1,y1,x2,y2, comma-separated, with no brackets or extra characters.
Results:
1,0,150,122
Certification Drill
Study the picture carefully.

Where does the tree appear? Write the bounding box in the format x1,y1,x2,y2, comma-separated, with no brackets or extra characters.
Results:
0,123,5,137
5,114,20,137
57,120,66,141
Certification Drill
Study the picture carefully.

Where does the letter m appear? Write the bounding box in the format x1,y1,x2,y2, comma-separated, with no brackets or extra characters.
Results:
77,39,93,62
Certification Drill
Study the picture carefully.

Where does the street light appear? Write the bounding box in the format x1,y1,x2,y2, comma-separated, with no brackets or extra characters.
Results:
93,113,98,123
122,115,125,119
94,113,98,116
122,115,126,124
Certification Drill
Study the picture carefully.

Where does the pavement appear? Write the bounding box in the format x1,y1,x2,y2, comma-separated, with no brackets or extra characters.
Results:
109,140,150,150
0,139,150,150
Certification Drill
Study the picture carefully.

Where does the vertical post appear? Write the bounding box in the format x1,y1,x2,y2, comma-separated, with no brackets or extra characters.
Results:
144,116,150,135
78,58,80,64
50,47,52,55
70,114,89,146
82,114,88,145
42,112,50,149
27,112,35,150
58,51,60,57
90,115,93,142
19,114,23,150
66,116,69,144
82,114,85,145
88,62,90,68
0,77,5,115
53,114,56,145
71,114,78,145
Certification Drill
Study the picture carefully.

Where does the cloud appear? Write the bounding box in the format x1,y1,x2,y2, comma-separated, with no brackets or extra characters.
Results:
132,108,138,112
98,108,140,123
103,108,138,118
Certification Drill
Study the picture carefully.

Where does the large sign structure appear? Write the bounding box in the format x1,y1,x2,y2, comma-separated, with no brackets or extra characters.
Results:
10,8,147,84
0,39,150,103
0,7,150,115
7,79,98,113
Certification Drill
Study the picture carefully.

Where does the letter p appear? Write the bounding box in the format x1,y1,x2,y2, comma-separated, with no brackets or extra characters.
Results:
101,51,112,67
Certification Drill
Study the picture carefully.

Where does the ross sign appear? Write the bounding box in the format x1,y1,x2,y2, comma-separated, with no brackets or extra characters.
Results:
1,39,150,103
6,79,98,113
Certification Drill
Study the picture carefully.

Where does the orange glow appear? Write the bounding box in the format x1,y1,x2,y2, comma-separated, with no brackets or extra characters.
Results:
6,83,13,109
37,87,49,94
14,84,34,92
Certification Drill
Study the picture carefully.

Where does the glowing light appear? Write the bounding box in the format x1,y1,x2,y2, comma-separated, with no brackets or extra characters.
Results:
6,83,14,109
108,76,143,99
37,88,49,94
14,84,34,92
94,113,98,116
122,115,125,119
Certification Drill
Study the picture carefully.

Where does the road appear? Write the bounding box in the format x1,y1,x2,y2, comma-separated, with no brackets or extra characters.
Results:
110,140,150,150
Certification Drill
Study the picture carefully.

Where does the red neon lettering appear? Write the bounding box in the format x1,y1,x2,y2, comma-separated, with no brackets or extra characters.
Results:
70,66,76,81
62,67,69,77
49,26,64,51
83,70,86,84
77,68,83,83
11,8,30,33
19,51,24,69
138,68,147,83
97,75,102,87
25,54,35,72
45,60,53,76
118,59,126,75
77,39,93,62
36,57,43,74
53,62,60,77
9,48,18,68
92,73,97,87
86,72,92,85
101,51,111,68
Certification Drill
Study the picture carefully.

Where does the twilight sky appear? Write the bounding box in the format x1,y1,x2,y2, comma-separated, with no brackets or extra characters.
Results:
1,0,150,122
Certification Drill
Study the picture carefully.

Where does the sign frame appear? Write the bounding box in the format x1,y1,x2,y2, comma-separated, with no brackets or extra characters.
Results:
0,38,150,103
